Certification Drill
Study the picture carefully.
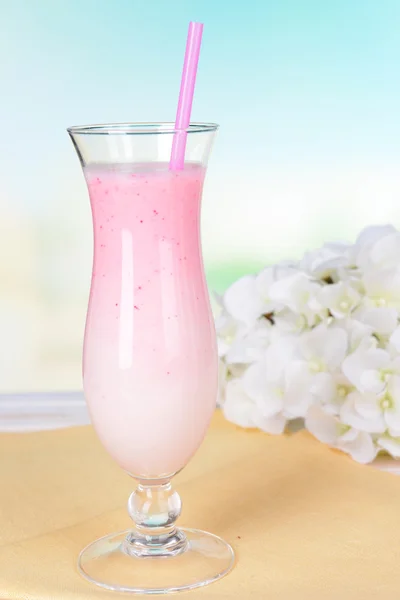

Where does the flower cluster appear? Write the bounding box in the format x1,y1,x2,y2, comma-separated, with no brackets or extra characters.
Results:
216,225,400,463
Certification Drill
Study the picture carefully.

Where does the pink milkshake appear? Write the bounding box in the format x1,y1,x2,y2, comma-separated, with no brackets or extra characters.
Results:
83,162,218,478
70,19,235,591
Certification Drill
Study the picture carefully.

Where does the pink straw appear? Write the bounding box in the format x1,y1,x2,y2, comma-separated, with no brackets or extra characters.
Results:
169,21,204,170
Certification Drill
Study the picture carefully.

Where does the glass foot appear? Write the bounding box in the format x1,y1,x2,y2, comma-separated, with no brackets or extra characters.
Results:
78,528,235,595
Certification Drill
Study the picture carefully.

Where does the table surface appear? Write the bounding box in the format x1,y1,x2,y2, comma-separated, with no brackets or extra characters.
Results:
1,391,398,475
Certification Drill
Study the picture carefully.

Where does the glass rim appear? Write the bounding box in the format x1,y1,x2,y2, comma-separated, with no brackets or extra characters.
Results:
67,122,219,136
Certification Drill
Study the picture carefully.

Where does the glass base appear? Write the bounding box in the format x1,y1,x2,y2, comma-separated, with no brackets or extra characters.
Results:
78,528,235,595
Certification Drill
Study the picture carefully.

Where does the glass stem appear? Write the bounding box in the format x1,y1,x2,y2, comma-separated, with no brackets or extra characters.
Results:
123,481,187,557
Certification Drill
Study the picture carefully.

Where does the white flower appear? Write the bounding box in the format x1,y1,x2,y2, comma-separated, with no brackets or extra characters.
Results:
240,328,348,423
390,326,400,352
231,334,315,426
215,308,246,358
352,224,398,270
342,344,400,394
368,232,400,270
296,323,348,374
316,281,361,319
273,309,309,333
377,433,400,458
269,272,324,326
215,281,273,364
340,392,386,433
222,275,265,327
301,242,351,281
355,226,400,271
340,377,400,434
242,323,349,426
353,306,398,337
224,320,271,365
223,265,304,328
362,267,400,311
254,267,281,313
216,224,400,464
222,379,257,428
241,336,308,421
310,372,353,416
333,318,374,353
222,378,287,434
306,404,377,463
271,324,349,419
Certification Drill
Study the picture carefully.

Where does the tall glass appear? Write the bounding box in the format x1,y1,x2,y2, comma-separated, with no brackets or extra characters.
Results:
67,123,234,594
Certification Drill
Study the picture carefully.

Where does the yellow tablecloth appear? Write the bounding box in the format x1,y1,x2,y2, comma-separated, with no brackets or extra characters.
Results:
1,411,400,599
